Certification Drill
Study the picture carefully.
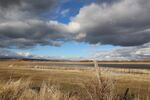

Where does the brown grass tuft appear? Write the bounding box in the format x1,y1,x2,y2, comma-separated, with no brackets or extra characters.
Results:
0,79,78,100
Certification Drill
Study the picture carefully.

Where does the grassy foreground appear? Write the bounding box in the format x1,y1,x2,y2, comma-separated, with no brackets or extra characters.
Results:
0,61,150,100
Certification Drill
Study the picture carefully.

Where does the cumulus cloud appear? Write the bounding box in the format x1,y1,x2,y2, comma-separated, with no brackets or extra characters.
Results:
0,0,150,62
0,20,70,48
70,0,150,46
0,0,72,49
0,0,56,20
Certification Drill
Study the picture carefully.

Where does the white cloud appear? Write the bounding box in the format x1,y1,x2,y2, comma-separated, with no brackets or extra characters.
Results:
17,52,31,57
0,48,17,58
67,22,81,33
92,42,150,60
61,9,70,17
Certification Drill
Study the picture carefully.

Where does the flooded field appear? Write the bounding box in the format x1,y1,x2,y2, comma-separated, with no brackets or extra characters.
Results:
3,61,150,69
24,63,150,69
99,64,150,69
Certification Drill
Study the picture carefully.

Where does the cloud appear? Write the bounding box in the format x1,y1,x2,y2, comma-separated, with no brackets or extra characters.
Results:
0,48,17,58
0,0,56,18
0,0,150,51
61,9,70,17
0,48,48,59
92,42,150,60
17,52,32,57
0,41,149,60
0,48,34,58
16,52,48,59
69,0,150,46
0,0,72,49
0,20,70,48
0,49,74,60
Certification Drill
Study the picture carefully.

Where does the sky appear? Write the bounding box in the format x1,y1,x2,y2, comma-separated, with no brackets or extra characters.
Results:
0,0,150,60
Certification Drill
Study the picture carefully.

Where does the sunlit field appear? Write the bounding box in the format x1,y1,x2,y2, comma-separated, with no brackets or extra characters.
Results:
0,60,150,100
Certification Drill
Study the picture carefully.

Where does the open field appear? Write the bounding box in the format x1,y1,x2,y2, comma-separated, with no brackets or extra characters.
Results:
0,60,150,100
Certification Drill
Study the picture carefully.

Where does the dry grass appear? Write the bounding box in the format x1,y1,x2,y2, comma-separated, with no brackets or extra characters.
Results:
83,60,117,100
0,60,117,100
0,78,116,100
0,79,78,100
0,74,149,100
82,78,116,100
0,60,150,100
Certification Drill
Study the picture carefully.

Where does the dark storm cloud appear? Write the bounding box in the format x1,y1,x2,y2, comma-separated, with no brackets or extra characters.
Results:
0,0,21,8
0,0,57,22
0,0,56,13
84,27,150,46
0,20,68,48
72,0,150,46
0,0,71,49
0,0,150,49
